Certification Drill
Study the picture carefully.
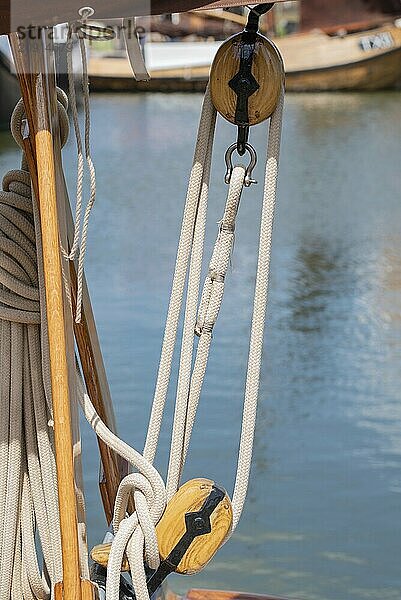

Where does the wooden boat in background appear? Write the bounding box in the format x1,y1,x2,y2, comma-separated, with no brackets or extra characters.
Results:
282,21,401,91
88,19,401,92
286,0,401,90
87,0,401,92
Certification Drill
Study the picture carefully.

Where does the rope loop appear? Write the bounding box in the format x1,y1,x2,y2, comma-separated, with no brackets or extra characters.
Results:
0,166,40,325
79,391,167,600
113,473,160,570
10,90,69,151
64,23,97,323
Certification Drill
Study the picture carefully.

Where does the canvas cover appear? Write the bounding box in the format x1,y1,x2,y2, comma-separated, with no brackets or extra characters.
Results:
0,0,289,35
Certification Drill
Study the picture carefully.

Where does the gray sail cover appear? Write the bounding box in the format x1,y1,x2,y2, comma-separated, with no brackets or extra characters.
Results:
1,0,290,35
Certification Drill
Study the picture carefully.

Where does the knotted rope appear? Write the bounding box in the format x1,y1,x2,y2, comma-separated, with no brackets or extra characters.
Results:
78,391,166,600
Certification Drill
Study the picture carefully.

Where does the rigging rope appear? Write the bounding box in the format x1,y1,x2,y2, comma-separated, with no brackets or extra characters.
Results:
65,17,97,324
78,84,283,600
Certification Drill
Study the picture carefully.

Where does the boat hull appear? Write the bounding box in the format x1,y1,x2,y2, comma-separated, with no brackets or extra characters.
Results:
286,45,401,91
279,22,401,91
88,23,401,92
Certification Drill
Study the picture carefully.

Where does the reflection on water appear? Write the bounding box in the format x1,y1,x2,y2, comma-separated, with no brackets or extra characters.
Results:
1,91,400,600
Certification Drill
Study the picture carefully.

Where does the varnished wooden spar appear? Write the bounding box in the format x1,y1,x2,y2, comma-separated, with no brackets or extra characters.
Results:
37,129,81,600
19,34,82,600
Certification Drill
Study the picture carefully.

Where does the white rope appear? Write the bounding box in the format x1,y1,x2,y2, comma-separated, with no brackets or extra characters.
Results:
166,165,246,498
143,87,216,465
164,91,284,525
78,391,166,600
166,95,217,499
98,87,283,598
231,90,284,528
65,18,97,324
90,86,217,600
0,60,283,599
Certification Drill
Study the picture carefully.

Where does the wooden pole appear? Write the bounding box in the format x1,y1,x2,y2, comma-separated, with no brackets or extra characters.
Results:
28,31,82,600
7,26,129,597
37,126,82,600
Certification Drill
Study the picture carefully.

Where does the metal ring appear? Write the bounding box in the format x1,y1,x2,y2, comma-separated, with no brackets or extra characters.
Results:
78,6,95,18
224,142,258,187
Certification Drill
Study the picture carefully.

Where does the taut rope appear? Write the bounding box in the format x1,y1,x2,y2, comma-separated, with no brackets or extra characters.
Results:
65,14,97,324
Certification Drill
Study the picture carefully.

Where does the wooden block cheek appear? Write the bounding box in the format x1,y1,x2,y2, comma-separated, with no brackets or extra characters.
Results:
156,478,233,575
176,493,233,575
210,33,284,126
91,479,234,576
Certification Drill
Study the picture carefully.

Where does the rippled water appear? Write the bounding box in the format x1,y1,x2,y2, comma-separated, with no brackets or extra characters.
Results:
1,91,400,600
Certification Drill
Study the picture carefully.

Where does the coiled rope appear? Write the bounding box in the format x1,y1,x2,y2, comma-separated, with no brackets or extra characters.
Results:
0,87,167,600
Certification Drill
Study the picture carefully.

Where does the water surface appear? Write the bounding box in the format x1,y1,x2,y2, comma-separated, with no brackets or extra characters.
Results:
1,91,400,600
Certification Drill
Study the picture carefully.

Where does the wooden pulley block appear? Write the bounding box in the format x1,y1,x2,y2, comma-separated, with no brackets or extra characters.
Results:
210,33,284,126
90,478,233,578
91,542,130,572
156,478,233,575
